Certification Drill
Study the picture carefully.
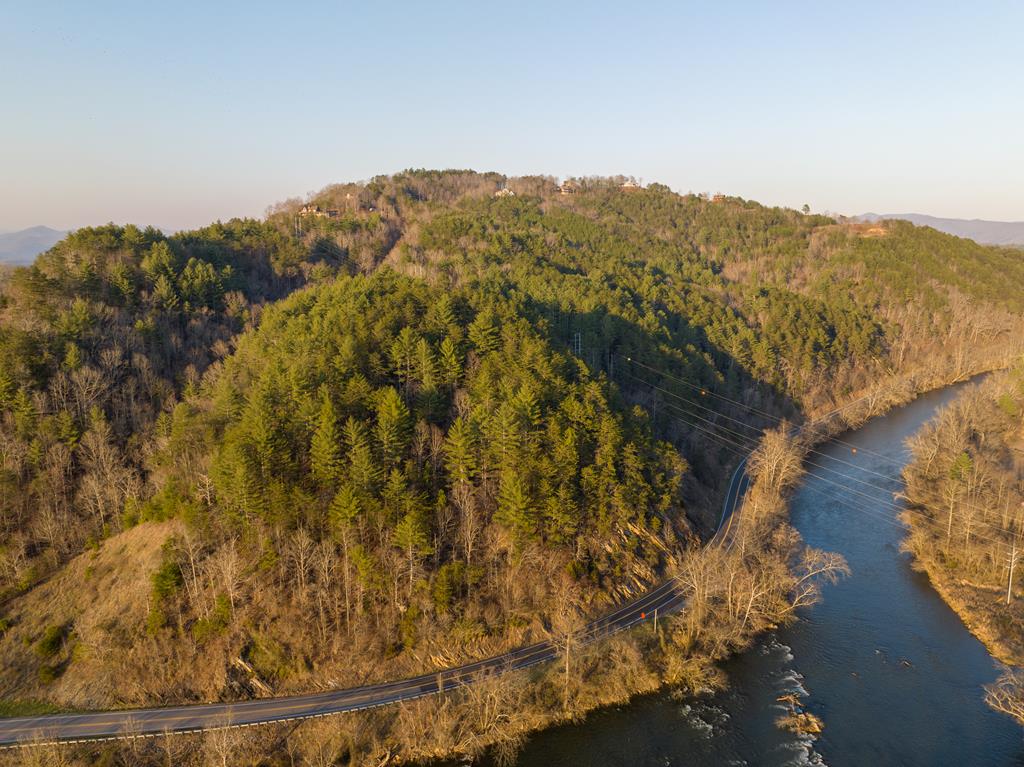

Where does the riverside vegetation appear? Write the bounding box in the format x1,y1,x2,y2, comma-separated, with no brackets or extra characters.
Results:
1,171,1023,765
902,364,1024,722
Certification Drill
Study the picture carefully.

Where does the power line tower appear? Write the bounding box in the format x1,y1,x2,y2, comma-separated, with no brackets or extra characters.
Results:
571,332,582,357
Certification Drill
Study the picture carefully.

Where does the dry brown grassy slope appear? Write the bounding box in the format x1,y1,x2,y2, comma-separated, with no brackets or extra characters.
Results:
0,520,182,708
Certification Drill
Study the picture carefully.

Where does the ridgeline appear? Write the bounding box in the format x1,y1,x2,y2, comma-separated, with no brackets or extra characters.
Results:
1,171,1022,765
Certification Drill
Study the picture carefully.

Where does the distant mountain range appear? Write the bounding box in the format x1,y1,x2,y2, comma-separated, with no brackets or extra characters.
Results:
0,226,66,265
858,214,1024,246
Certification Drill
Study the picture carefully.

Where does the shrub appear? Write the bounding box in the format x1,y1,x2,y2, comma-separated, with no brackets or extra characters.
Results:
192,594,232,643
34,623,69,659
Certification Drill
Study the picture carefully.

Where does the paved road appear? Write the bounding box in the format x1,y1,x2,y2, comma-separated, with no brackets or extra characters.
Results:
0,461,752,747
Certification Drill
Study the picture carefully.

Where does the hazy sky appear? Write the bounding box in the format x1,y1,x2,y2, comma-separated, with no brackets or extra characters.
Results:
2,1,1022,231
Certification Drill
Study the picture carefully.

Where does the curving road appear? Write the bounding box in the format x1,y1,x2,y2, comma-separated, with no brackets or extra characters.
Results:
0,460,752,747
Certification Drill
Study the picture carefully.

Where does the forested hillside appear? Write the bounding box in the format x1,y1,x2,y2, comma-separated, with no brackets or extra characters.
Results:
0,220,330,595
1,171,1022,765
902,366,1024,719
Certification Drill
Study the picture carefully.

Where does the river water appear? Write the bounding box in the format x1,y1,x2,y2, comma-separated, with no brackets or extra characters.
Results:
502,382,1024,766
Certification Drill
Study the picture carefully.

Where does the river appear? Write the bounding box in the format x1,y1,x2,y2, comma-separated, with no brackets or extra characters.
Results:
498,382,1024,766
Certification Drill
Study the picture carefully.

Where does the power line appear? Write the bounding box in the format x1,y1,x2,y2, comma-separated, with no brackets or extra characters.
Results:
656,403,918,539
623,363,1017,534
654,395,1020,551
622,366,941,512
620,354,928,471
661,397,1022,548
623,367,905,484
620,354,788,424
658,397,902,506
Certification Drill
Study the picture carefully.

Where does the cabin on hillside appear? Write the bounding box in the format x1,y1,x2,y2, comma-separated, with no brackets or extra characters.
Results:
557,181,579,195
300,204,340,219
712,194,727,204
620,179,641,191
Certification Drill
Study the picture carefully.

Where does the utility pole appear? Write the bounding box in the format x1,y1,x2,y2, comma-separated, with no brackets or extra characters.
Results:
1007,542,1019,605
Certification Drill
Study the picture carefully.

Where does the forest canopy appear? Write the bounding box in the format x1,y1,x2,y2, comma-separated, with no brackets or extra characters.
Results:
1,170,1022,723
151,271,687,643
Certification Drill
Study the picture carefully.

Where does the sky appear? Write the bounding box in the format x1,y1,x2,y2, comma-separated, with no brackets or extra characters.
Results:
2,0,1022,232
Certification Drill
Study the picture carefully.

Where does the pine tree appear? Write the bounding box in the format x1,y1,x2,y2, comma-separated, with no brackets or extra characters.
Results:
0,369,15,410
329,483,361,629
178,257,224,309
55,409,80,448
310,390,344,490
514,384,542,445
614,441,651,524
414,337,436,391
950,451,974,482
108,262,136,306
382,468,410,525
12,388,36,440
542,480,580,545
375,387,410,470
497,471,535,541
432,293,458,334
438,336,463,389
245,382,284,483
224,439,267,520
491,402,523,472
552,424,580,479
443,416,477,485
152,273,179,311
468,309,500,355
63,342,83,371
140,240,177,283
389,327,418,393
329,483,361,534
344,417,379,495
394,502,433,597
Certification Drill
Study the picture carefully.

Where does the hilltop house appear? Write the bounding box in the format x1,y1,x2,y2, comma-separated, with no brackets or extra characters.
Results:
299,204,340,219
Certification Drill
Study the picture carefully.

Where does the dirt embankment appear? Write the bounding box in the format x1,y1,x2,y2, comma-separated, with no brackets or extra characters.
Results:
905,554,1024,668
